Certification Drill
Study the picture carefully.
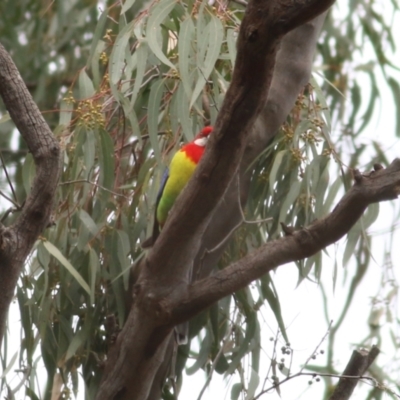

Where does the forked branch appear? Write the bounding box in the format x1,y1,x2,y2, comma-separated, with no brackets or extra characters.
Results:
0,43,61,344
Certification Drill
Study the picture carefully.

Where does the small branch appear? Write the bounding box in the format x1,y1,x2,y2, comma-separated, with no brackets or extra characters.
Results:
59,179,129,199
300,321,332,373
0,150,17,202
329,346,380,400
0,190,21,209
255,345,382,400
172,160,400,324
255,371,381,399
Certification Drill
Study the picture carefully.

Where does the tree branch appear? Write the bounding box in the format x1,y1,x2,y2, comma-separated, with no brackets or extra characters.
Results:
328,346,380,400
171,161,400,323
0,42,61,344
98,0,335,397
145,0,335,293
193,12,329,281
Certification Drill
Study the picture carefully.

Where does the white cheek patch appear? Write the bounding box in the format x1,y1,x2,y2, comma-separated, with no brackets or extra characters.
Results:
194,137,208,147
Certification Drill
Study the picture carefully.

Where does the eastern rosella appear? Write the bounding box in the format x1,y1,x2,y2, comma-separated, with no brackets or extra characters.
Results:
142,126,213,248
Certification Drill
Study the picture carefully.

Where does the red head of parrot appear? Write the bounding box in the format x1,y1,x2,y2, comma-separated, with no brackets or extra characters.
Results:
142,126,213,248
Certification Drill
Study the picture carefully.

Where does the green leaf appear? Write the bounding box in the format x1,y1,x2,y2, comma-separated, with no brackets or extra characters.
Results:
322,175,343,215
343,230,360,267
148,79,165,163
269,150,288,194
226,28,237,68
87,8,108,68
97,128,115,192
78,70,95,99
65,329,86,361
79,209,99,236
122,0,137,14
279,180,301,224
117,230,131,290
388,77,400,136
110,21,133,86
315,162,330,216
260,274,289,344
186,331,212,375
25,387,40,400
231,383,243,400
175,83,193,141
91,40,106,88
130,43,148,106
22,153,35,196
245,368,260,400
59,99,73,128
42,240,91,295
362,203,379,229
83,130,96,180
356,71,379,135
146,0,177,70
190,15,223,108
89,248,99,305
0,351,18,378
178,17,195,99
226,294,258,375
310,74,332,131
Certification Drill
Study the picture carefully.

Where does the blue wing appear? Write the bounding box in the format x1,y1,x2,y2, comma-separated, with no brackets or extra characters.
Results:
155,167,170,208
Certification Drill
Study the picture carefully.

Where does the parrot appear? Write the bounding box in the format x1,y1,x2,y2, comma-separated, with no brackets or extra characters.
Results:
142,126,213,249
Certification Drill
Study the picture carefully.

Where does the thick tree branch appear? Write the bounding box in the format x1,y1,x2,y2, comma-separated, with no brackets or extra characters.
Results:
133,13,330,400
145,0,335,292
329,346,380,400
0,43,61,343
171,161,400,323
193,12,328,281
98,0,334,397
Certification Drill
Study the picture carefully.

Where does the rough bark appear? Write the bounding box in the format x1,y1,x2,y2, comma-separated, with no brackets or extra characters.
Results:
172,162,400,321
141,12,330,399
0,43,61,344
329,346,380,400
193,12,329,282
97,0,335,398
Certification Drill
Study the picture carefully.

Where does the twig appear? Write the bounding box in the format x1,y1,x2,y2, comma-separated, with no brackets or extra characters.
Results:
0,150,17,202
254,370,393,400
0,190,21,209
203,174,272,256
300,320,332,373
59,179,129,199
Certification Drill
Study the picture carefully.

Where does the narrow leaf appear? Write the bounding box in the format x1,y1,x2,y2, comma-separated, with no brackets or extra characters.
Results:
178,17,195,99
122,0,137,14
148,79,165,163
129,43,148,106
146,0,177,70
87,8,108,68
97,128,115,192
190,15,223,108
78,70,95,99
42,241,90,295
388,77,400,136
110,22,133,85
